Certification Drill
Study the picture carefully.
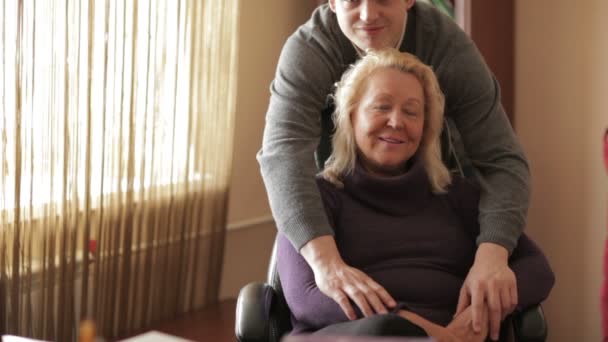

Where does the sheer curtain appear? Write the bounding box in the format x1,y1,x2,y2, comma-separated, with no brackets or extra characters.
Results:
0,0,239,340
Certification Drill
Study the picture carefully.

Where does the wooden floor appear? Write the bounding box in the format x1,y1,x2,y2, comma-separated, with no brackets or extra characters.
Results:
126,299,237,342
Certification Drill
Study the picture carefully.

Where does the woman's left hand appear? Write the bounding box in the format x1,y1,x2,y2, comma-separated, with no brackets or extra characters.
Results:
455,242,517,341
398,310,462,342
447,305,488,342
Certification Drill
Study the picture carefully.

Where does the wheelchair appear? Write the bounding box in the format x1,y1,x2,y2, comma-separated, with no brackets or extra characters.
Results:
236,115,549,342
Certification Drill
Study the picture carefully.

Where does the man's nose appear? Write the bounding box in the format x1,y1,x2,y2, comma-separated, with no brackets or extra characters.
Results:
360,1,380,22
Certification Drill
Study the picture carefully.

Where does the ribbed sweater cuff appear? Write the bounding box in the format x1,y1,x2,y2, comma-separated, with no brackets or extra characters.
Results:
281,213,335,252
476,217,523,254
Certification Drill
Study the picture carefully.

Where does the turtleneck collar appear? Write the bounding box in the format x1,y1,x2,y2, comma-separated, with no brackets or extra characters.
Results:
342,154,433,216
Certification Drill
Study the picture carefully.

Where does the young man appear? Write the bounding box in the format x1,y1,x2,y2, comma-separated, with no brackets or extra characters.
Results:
257,1,530,340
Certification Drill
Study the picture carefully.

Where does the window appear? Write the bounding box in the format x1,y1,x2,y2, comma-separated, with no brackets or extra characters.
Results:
0,0,208,218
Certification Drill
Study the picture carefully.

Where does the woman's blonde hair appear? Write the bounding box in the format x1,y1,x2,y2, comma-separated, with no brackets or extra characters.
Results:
322,48,451,193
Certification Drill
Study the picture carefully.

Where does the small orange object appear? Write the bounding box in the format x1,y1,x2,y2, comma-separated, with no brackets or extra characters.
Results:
79,319,96,342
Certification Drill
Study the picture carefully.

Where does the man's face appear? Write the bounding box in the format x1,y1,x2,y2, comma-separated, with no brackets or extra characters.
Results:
329,0,415,51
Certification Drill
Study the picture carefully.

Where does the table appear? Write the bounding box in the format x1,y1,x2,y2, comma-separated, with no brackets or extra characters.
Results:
282,335,434,342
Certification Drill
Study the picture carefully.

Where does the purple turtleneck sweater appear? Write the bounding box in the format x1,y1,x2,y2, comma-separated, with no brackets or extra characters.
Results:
277,157,554,333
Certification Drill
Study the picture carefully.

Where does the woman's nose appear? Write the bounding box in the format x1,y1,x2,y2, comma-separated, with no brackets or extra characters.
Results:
386,111,403,129
360,1,380,22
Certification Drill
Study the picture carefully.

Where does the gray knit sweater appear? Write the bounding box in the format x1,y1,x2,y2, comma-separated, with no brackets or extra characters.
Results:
257,2,530,252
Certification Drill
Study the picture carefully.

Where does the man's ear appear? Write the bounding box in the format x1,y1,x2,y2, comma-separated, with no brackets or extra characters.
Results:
328,0,337,12
406,0,416,10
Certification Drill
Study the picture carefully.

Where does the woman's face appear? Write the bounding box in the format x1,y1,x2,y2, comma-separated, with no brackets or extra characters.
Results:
352,67,425,176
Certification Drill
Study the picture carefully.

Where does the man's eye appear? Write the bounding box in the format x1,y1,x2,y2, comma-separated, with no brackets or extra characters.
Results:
374,105,391,111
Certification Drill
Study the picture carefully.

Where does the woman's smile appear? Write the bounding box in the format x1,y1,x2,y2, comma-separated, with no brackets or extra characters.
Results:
378,136,404,144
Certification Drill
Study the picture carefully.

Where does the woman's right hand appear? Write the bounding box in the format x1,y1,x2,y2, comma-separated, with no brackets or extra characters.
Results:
447,305,489,342
397,310,459,342
300,235,396,320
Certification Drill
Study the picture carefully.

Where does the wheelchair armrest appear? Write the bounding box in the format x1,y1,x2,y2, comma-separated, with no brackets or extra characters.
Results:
513,304,548,342
235,282,276,342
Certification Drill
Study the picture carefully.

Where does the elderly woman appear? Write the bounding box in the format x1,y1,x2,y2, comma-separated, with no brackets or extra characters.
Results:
276,49,554,341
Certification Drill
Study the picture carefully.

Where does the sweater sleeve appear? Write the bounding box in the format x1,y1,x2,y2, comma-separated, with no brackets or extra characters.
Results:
277,229,412,331
256,8,346,251
277,178,392,331
415,3,530,252
276,178,348,330
277,233,350,331
429,15,531,252
508,235,555,311
446,175,554,308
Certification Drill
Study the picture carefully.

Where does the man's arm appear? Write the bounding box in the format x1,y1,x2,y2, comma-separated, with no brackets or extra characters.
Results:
442,42,530,252
435,25,530,340
446,58,528,338
257,25,339,251
412,5,530,244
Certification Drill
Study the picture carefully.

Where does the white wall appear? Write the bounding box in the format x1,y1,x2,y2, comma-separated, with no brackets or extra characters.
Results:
515,1,608,340
220,1,317,299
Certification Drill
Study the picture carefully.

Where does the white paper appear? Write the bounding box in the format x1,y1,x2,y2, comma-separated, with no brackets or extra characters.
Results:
119,331,193,342
2,336,48,342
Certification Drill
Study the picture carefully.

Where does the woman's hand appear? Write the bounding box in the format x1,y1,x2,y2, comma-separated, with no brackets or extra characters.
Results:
398,310,461,342
447,306,489,342
300,235,396,320
455,242,517,341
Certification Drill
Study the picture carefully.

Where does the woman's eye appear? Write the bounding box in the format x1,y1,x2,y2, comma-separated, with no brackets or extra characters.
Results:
374,105,391,111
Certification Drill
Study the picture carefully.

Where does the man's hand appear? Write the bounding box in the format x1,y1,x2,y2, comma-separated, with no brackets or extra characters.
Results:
300,236,396,320
455,242,517,341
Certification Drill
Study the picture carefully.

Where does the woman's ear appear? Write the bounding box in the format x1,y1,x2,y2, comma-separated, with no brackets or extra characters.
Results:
406,0,416,10
328,0,337,12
